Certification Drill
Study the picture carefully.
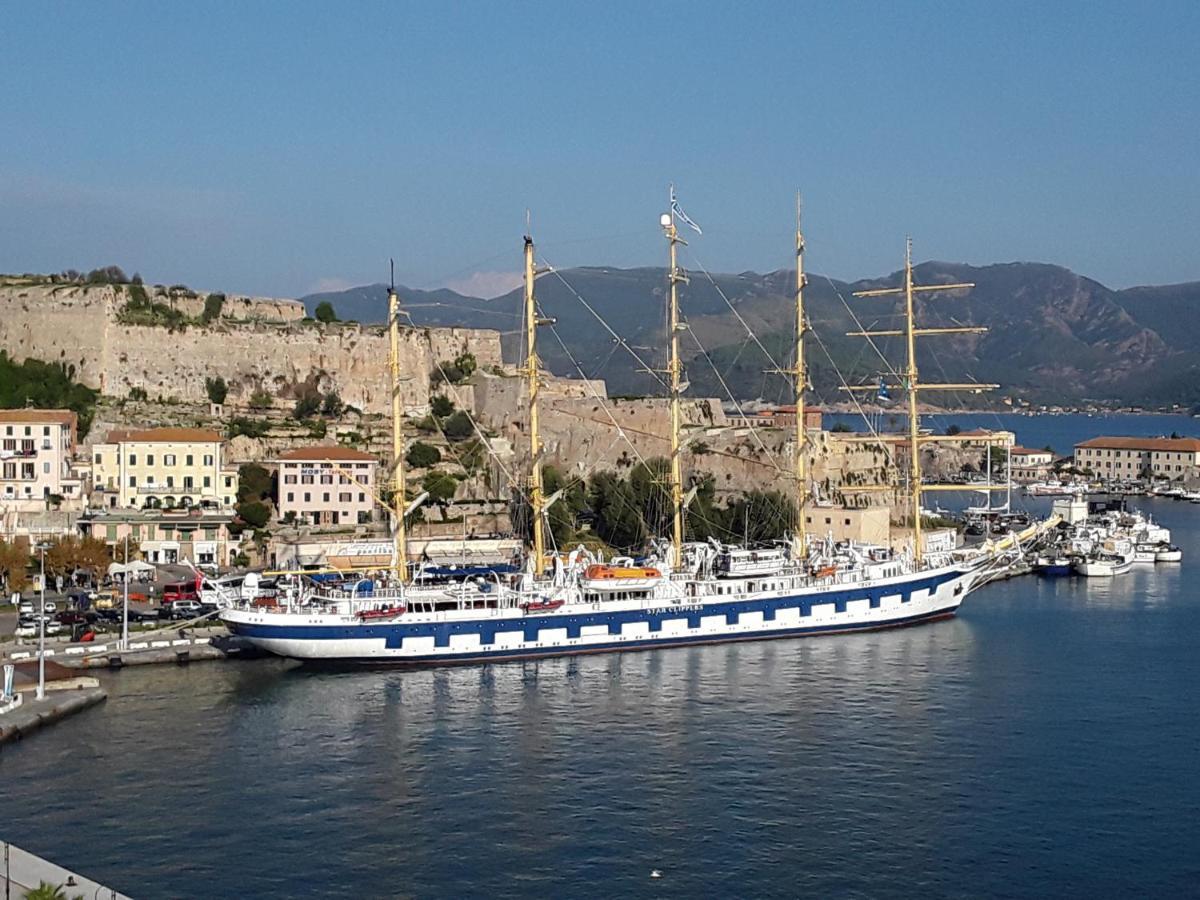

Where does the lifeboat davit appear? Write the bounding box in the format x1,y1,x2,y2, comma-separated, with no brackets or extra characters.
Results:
581,564,663,592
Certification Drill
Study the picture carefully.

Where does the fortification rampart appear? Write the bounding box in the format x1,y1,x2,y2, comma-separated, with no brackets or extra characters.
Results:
0,283,502,414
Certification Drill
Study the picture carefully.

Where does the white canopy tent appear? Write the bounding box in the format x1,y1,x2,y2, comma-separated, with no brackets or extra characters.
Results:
107,560,157,578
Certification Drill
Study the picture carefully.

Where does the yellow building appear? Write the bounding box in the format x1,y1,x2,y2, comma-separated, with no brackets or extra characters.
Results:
91,427,238,510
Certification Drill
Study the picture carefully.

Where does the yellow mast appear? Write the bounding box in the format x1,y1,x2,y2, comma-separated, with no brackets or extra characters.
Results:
523,231,546,576
793,193,808,551
849,240,993,564
387,270,409,582
662,196,687,571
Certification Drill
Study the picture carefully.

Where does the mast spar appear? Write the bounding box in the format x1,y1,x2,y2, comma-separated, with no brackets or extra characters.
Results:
846,240,998,564
387,263,409,583
524,227,547,576
661,189,688,571
793,193,807,551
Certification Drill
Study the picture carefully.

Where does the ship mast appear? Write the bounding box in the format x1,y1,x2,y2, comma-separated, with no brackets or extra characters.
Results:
793,194,808,551
849,240,996,563
387,266,409,583
523,230,547,576
661,192,688,571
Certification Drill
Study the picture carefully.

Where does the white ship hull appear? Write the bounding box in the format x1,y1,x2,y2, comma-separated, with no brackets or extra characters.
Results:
222,563,981,666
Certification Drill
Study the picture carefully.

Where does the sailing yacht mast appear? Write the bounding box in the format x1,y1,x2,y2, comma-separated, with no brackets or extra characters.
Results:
661,193,687,571
793,194,808,550
850,240,994,563
523,231,547,575
387,270,409,583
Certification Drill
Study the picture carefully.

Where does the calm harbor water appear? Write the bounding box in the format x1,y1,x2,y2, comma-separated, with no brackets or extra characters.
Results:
4,417,1200,897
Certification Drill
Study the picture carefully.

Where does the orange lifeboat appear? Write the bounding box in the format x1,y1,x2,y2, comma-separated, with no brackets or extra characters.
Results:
584,564,662,581
810,565,838,580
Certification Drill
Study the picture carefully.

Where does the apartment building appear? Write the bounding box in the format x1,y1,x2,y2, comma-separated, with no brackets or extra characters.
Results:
79,507,242,566
91,427,238,509
1009,446,1055,482
0,410,85,512
276,446,377,527
1074,436,1200,480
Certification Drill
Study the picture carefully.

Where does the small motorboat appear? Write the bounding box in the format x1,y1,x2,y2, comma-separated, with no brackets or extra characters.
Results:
522,597,566,614
357,605,406,620
1133,544,1158,564
1073,554,1132,577
1155,545,1183,562
1034,555,1073,576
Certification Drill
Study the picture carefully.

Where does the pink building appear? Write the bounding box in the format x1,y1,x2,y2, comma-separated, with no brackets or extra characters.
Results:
0,410,84,512
276,447,378,527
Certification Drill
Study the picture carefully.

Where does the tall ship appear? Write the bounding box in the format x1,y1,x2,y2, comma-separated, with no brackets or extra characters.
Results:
220,196,1003,664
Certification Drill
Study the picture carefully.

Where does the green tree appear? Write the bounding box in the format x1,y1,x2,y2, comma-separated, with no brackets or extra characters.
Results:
44,535,110,580
422,469,459,507
430,395,454,418
205,376,228,404
0,351,99,438
321,391,344,417
453,352,477,379
406,441,442,468
315,301,339,323
442,410,475,441
293,389,321,419
0,538,31,594
236,500,271,529
200,292,225,323
128,386,148,402
22,880,80,900
237,463,273,503
248,389,274,410
588,471,646,550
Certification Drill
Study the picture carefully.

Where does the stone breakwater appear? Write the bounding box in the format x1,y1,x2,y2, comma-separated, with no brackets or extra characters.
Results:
0,282,503,415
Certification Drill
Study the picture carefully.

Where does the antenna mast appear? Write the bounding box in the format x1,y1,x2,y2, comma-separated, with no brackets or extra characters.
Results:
523,225,547,576
387,261,409,583
662,188,688,571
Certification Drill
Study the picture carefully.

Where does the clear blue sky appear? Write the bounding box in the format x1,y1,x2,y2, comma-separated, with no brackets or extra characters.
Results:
2,1,1197,297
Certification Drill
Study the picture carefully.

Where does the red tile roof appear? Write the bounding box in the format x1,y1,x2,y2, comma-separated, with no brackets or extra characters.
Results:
0,409,77,426
106,427,222,443
276,446,378,462
1076,436,1200,452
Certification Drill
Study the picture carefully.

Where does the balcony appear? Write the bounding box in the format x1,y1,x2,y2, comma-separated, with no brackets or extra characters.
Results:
136,485,197,494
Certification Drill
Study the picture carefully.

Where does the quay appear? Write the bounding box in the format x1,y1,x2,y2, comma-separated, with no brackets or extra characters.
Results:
1,840,129,899
0,661,107,748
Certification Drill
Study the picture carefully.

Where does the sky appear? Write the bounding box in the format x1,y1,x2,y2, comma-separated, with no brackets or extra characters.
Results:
2,1,1198,298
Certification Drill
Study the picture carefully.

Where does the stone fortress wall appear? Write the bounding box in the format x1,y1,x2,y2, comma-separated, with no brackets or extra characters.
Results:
0,282,502,415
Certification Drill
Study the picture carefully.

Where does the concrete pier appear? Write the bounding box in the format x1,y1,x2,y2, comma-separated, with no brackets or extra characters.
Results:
1,840,130,898
0,686,107,748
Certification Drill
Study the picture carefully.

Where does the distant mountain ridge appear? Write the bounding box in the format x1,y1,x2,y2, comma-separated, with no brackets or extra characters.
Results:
301,263,1200,406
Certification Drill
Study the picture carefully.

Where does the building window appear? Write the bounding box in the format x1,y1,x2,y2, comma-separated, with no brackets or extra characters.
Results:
165,454,176,465
147,454,155,466
94,453,101,464
303,492,311,502
43,462,50,474
186,454,194,466
204,454,214,466
323,492,330,502
285,475,297,484
203,476,211,488
358,493,365,503
339,492,352,502
129,476,137,486
287,492,294,502
129,454,137,465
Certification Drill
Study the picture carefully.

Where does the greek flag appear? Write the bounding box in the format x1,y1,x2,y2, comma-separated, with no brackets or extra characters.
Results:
877,378,891,401
669,187,703,235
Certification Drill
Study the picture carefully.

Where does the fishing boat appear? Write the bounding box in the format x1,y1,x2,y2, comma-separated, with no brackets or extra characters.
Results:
221,198,1001,665
1033,555,1073,577
1156,545,1183,562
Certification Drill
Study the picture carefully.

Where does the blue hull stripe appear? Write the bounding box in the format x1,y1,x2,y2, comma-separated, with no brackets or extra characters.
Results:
227,569,968,663
290,606,959,667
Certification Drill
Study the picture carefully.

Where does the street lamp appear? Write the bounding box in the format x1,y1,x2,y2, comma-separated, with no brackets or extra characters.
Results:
35,541,49,701
121,534,130,651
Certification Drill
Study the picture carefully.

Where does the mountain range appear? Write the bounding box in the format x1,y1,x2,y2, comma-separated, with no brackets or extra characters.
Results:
302,263,1200,407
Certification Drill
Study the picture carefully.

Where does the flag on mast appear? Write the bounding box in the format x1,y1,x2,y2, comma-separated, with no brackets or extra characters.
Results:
669,186,703,235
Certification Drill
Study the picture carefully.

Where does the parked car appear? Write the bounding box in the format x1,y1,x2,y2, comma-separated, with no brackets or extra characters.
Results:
18,600,34,616
168,599,205,620
41,600,57,614
54,610,88,626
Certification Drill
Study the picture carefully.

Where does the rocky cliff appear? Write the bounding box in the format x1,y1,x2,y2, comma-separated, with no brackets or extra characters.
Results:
0,280,503,415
